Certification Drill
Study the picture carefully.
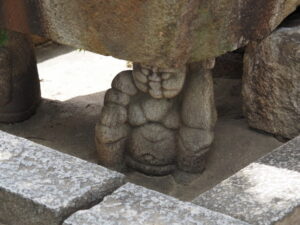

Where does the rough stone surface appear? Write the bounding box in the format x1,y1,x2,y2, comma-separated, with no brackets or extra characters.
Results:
0,30,41,123
193,136,300,225
128,103,147,126
243,23,300,139
128,124,176,167
132,63,186,98
63,183,249,225
100,103,127,127
2,1,299,67
141,97,173,122
181,64,217,130
0,130,124,225
104,89,130,106
111,71,137,96
96,63,216,175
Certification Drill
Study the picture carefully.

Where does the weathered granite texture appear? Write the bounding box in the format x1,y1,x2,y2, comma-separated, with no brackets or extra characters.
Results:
0,1,299,67
0,131,124,225
243,21,300,139
193,136,300,225
64,183,249,225
96,62,217,175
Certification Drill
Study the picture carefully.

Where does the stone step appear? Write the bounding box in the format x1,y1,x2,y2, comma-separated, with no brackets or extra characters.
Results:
0,131,124,225
193,136,300,225
63,182,249,225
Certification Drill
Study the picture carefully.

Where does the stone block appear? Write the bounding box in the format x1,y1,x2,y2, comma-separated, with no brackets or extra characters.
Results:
0,1,299,67
0,131,124,225
242,22,300,139
193,136,300,225
63,183,248,225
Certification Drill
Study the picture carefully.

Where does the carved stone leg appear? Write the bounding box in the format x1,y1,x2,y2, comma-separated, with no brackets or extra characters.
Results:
0,30,41,123
96,61,217,175
95,71,136,171
177,60,217,173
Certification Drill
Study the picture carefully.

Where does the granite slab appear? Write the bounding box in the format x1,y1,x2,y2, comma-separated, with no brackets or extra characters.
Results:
63,183,248,225
0,130,124,225
193,136,300,225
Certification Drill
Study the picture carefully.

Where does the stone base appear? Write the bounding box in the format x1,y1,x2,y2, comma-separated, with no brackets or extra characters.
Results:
193,136,300,225
0,131,124,225
64,183,248,225
0,30,41,123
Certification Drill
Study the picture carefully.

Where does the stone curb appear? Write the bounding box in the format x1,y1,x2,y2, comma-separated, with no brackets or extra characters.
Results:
0,130,125,225
63,182,249,225
193,136,300,225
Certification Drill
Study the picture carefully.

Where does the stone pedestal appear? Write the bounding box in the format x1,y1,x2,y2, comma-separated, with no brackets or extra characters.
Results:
193,136,300,225
95,62,217,175
0,30,41,123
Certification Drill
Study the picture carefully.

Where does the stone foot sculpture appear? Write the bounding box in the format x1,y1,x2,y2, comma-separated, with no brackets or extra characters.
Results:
96,60,217,175
0,30,41,123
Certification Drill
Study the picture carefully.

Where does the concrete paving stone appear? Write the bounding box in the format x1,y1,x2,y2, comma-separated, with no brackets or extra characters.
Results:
0,130,125,225
193,136,300,225
63,183,249,225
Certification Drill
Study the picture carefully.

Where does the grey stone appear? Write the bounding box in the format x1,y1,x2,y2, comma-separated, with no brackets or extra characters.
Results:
132,63,186,99
163,89,180,99
104,89,130,106
162,109,180,129
243,24,300,139
95,123,130,144
149,88,163,99
181,65,217,130
128,103,147,126
134,81,148,93
162,72,172,80
100,103,127,127
63,183,249,225
111,71,137,96
97,64,217,175
148,81,163,99
128,124,176,166
132,64,149,93
132,69,147,84
161,73,185,91
0,130,124,225
177,126,211,173
142,98,173,122
148,81,161,90
96,137,127,172
193,136,300,225
0,30,41,123
148,73,161,82
179,126,214,152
